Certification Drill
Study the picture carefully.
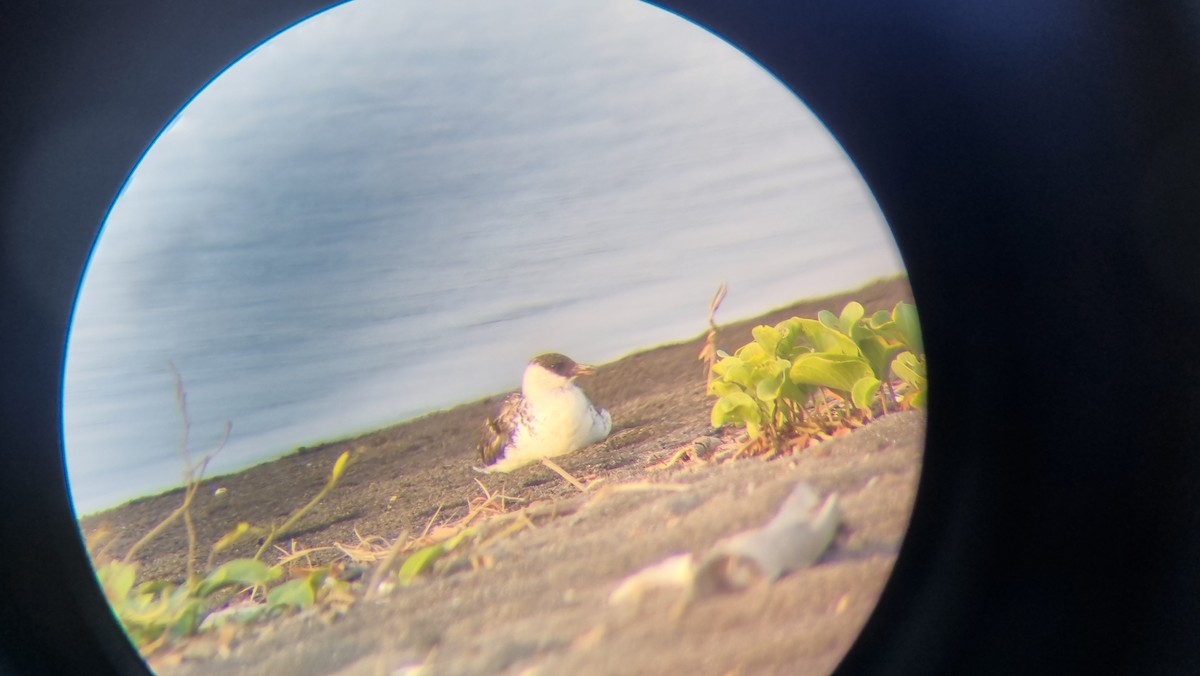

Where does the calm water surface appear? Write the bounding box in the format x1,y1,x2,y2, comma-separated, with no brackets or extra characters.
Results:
63,0,905,514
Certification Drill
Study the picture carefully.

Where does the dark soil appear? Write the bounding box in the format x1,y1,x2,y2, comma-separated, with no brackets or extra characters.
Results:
80,275,922,675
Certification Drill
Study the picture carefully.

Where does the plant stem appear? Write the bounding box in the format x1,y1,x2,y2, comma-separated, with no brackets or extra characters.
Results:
365,529,410,600
125,368,229,567
123,487,194,564
701,283,728,388
541,457,587,492
254,452,350,561
183,499,198,588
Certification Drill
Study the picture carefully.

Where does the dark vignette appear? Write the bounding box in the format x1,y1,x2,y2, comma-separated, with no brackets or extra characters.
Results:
3,1,1200,673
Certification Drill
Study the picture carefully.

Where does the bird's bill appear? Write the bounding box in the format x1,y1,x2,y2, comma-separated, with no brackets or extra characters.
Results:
572,363,596,377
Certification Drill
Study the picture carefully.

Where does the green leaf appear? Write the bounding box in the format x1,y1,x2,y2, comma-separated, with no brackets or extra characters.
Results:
444,527,476,552
817,310,839,330
119,593,175,635
891,351,928,391
196,558,280,597
906,388,928,410
851,376,882,411
868,314,897,336
778,377,813,406
211,522,255,556
751,325,782,357
754,358,789,401
838,302,865,335
711,391,761,425
305,567,331,591
774,318,814,357
705,391,763,439
398,543,445,586
892,303,924,354
167,597,208,637
848,319,876,343
330,450,351,483
732,341,769,365
858,335,908,381
98,561,138,603
707,379,743,398
788,353,875,393
135,579,175,597
761,394,778,421
790,318,862,357
267,579,315,610
713,356,756,390
200,603,269,630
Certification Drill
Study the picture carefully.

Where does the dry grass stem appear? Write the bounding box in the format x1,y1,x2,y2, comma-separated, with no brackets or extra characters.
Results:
475,512,536,552
334,541,386,564
420,503,445,540
270,541,337,569
365,529,410,600
699,283,728,387
540,457,588,492
123,367,230,566
183,506,198,586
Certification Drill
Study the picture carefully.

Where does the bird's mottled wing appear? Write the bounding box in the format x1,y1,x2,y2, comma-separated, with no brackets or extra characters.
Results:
478,393,524,466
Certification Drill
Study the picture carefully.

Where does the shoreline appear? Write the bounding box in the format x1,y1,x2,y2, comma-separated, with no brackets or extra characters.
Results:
80,273,914,581
81,274,923,675
80,273,911,520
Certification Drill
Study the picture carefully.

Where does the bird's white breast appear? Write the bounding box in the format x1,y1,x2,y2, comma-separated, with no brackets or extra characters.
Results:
487,373,611,472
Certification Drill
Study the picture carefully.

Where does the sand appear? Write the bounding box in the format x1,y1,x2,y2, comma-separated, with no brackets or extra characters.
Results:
80,276,922,675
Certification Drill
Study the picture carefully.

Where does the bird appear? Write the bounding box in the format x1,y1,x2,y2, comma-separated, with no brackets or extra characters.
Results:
476,352,612,475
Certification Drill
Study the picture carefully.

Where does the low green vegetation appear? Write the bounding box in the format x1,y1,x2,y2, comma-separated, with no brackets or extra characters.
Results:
708,300,926,455
89,450,353,654
85,365,358,658
83,370,541,662
83,292,925,663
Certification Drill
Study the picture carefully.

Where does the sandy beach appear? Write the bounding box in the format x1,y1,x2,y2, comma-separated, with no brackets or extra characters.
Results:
80,275,922,675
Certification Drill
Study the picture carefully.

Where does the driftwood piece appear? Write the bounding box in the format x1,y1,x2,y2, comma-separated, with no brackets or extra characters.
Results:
691,483,840,598
609,482,840,607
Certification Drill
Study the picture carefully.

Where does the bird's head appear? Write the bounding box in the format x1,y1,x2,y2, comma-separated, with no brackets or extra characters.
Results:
523,352,596,393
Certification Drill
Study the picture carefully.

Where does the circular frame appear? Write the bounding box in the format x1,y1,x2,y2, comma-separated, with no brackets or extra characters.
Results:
3,1,1200,673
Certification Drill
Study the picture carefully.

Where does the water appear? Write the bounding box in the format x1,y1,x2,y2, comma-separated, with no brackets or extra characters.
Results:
62,0,905,515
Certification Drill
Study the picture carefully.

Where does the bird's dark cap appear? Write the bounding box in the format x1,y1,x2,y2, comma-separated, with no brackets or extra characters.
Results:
531,352,594,378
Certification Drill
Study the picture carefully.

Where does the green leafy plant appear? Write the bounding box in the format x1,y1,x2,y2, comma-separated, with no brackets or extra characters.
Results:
88,366,355,655
93,449,352,653
709,300,926,455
